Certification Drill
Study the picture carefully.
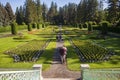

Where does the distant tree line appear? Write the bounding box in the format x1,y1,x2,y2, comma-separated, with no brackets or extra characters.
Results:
0,0,120,27
0,2,15,26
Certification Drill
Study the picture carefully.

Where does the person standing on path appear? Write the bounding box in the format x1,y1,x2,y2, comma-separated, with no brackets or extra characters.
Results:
59,45,67,64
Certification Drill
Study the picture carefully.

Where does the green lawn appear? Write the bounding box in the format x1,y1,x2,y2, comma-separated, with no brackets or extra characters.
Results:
0,26,120,71
63,27,120,70
0,26,56,70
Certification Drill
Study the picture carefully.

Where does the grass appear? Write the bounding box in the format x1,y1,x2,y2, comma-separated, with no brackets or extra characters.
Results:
62,27,120,70
63,35,80,71
36,39,56,70
0,26,120,71
0,26,56,70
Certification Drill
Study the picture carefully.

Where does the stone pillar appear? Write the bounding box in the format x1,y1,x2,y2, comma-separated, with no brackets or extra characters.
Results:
33,64,43,80
81,64,90,80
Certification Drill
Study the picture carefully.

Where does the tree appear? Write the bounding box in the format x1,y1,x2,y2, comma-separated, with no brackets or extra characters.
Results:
11,22,17,35
67,3,77,25
58,7,64,24
5,2,15,23
36,0,42,23
77,0,98,23
42,3,48,22
107,0,119,23
16,6,24,25
0,3,11,26
47,2,58,24
25,0,34,24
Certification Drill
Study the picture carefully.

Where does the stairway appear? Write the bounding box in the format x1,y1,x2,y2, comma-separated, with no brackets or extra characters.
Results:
44,78,76,80
42,41,81,80
52,48,61,64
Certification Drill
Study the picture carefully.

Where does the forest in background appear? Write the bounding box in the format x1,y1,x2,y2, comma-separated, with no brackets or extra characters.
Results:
0,0,120,30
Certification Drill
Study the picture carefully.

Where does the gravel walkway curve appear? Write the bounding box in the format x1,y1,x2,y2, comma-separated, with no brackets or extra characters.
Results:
42,41,81,80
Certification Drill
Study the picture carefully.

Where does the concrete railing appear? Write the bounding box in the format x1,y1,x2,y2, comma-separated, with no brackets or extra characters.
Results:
81,64,120,80
0,64,43,80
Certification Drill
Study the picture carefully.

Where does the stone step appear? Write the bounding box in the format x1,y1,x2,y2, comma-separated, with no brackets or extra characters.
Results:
53,58,61,61
43,78,75,80
51,61,61,64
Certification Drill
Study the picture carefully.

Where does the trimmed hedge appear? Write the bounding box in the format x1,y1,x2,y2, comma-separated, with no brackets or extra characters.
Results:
79,24,83,29
27,24,32,31
11,22,17,35
37,23,40,29
108,27,120,33
88,22,93,32
101,21,108,35
83,22,88,28
32,23,36,28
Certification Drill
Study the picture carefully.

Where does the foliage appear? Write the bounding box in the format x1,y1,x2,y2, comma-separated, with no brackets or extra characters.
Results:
42,23,45,28
47,1,58,24
0,2,15,26
64,40,80,71
100,21,109,35
83,22,88,28
27,23,32,31
37,23,40,29
107,0,119,23
11,22,17,35
79,23,83,29
0,25,27,33
73,40,112,62
42,3,48,22
5,40,48,62
77,0,98,23
15,6,24,25
32,23,36,28
88,22,93,32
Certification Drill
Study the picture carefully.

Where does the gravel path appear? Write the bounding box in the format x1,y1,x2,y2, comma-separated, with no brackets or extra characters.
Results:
42,41,81,80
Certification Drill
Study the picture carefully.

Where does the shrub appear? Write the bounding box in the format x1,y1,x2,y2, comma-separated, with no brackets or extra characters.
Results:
79,23,82,29
100,21,109,35
88,22,93,32
37,23,40,29
11,22,17,35
92,21,97,25
92,25,100,30
32,23,36,28
45,22,50,27
27,23,32,31
42,23,45,28
83,22,88,28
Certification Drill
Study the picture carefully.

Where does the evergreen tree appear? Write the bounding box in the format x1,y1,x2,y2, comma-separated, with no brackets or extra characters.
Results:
25,0,33,24
58,7,64,24
63,5,68,24
67,3,77,25
107,0,119,23
0,3,9,26
16,6,24,25
36,0,42,23
42,3,48,22
5,2,15,23
47,2,58,24
77,0,98,23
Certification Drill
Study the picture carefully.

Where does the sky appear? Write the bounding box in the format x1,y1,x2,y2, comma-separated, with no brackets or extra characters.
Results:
0,0,108,13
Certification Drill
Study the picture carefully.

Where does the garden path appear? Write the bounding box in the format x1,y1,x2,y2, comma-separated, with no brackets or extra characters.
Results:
42,41,81,80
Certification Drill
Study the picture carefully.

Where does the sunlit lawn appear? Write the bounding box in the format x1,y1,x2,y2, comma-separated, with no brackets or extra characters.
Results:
0,26,56,70
0,26,120,71
63,27,120,70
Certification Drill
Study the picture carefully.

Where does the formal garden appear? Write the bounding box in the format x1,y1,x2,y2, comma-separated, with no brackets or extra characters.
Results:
0,23,120,71
0,0,120,79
